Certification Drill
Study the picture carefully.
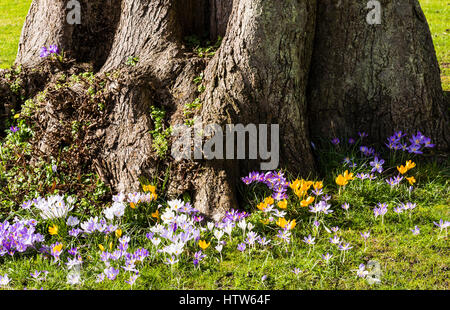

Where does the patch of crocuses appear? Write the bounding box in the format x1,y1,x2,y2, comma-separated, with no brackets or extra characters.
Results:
0,130,447,288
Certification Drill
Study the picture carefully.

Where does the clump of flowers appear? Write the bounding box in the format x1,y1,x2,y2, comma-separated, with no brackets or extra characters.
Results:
241,171,289,200
40,45,60,58
289,179,322,206
335,170,354,188
0,219,44,256
386,131,434,154
369,157,385,174
374,203,388,224
29,195,76,220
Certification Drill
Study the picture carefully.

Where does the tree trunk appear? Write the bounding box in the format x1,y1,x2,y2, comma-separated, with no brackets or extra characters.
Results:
308,0,449,150
11,0,448,219
16,0,121,70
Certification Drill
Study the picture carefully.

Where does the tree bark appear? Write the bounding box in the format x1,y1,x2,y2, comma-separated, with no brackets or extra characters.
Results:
308,0,449,150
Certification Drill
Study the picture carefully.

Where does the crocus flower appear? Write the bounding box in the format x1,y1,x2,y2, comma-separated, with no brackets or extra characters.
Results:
48,225,58,236
322,253,333,263
406,176,416,186
339,242,353,251
303,235,315,245
358,132,368,138
50,243,63,261
237,243,246,252
66,216,79,227
341,203,350,211
411,226,420,235
356,264,369,278
125,273,139,286
370,157,385,173
360,231,370,240
422,137,435,148
0,274,10,286
329,235,341,245
407,144,423,154
198,240,210,250
331,226,339,233
48,45,59,55
104,267,119,280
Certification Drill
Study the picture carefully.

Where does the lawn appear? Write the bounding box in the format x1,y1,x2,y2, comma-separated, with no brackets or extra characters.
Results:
0,0,30,69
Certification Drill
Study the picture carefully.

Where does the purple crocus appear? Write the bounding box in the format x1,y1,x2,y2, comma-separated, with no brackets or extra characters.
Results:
303,235,315,245
104,267,119,280
322,253,333,263
358,132,368,139
407,144,423,154
422,137,435,148
370,157,384,173
10,126,19,133
386,175,403,187
331,138,340,145
237,243,246,252
48,45,60,55
40,46,50,58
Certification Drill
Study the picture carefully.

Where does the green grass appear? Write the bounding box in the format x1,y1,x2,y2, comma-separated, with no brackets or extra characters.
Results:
421,0,450,90
0,0,31,69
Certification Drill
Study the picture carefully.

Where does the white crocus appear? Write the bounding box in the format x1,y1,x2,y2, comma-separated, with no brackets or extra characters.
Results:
237,219,247,233
35,195,75,220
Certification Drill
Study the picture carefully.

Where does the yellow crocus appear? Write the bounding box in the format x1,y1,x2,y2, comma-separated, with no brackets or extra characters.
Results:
397,165,408,175
151,209,160,219
115,229,122,238
52,243,63,253
260,219,270,225
276,217,288,229
198,240,210,250
257,202,267,211
264,197,274,205
405,160,416,170
406,176,416,185
288,219,297,230
343,170,354,181
98,244,105,252
313,181,323,190
48,225,58,235
277,199,288,209
300,196,315,207
276,218,296,230
290,179,301,191
143,184,156,193
336,174,348,187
